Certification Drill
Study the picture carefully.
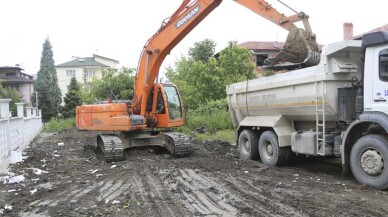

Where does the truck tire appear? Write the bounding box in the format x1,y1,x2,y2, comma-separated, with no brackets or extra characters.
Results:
350,134,388,190
258,131,289,166
238,129,259,160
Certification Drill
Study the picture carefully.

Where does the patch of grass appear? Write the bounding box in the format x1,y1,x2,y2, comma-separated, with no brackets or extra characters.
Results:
184,99,233,133
44,118,75,132
195,129,236,144
186,110,233,133
175,99,236,143
261,69,275,77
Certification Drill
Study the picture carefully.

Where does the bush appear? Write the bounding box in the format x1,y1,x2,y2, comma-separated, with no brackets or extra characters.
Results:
261,70,275,77
184,99,233,133
44,118,75,132
0,86,22,115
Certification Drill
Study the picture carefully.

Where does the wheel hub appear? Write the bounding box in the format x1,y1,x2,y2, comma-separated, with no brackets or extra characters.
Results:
242,140,251,154
266,143,273,156
360,149,384,176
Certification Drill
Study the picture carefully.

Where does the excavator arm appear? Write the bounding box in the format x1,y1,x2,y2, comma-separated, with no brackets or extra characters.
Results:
133,0,320,119
133,0,222,117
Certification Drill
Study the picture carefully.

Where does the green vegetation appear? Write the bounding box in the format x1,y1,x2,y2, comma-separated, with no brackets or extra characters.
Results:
80,67,135,103
261,69,275,77
177,99,234,143
195,129,236,144
61,77,82,118
166,39,255,110
34,37,62,122
0,84,22,116
164,39,256,143
43,118,75,132
185,99,233,132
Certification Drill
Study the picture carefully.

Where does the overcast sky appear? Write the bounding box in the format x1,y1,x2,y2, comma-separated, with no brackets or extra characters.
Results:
1,0,387,75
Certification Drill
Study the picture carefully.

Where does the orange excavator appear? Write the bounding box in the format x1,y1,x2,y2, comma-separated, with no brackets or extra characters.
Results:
76,0,320,162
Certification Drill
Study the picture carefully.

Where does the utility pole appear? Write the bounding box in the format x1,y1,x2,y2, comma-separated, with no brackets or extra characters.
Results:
36,91,38,109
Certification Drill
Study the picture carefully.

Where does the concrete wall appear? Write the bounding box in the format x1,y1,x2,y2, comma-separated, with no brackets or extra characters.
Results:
0,99,42,173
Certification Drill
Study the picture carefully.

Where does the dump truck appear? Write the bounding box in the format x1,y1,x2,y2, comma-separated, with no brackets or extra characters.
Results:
227,31,388,189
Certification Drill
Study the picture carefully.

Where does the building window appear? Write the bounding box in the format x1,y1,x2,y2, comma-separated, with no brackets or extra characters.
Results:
85,70,96,78
66,70,76,77
256,54,268,66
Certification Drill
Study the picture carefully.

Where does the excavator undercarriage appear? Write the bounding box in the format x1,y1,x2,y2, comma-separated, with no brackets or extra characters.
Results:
96,132,192,162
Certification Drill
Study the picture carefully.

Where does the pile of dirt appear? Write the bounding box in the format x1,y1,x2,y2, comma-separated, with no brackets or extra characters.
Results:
266,27,320,67
2,129,388,216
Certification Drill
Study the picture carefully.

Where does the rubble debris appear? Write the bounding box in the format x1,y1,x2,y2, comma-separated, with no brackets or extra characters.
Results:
1,175,25,184
112,200,121,204
195,126,207,134
4,204,12,211
10,150,27,164
27,168,49,175
30,188,37,195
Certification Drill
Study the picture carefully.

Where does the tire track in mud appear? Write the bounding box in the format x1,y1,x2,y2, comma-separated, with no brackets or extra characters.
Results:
161,168,240,216
131,168,183,217
161,168,308,217
24,169,183,216
218,174,306,217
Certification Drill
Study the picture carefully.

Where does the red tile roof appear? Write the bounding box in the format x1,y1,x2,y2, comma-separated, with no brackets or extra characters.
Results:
353,24,388,40
238,41,284,51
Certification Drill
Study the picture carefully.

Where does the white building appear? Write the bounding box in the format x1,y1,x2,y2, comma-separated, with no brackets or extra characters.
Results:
0,66,35,104
56,54,119,103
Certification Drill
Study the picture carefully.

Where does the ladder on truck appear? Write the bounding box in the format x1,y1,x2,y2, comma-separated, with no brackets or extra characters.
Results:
315,80,326,155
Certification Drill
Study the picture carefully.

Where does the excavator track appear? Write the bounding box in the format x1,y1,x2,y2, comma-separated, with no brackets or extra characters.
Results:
97,135,125,162
163,132,192,157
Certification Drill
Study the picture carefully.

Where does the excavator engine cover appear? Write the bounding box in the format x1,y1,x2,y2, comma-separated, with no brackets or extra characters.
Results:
265,27,321,67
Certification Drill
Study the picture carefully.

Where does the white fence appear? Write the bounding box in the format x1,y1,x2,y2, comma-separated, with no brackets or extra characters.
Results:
0,99,42,173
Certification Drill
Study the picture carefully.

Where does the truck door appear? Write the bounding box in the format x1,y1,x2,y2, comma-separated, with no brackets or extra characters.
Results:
372,46,388,113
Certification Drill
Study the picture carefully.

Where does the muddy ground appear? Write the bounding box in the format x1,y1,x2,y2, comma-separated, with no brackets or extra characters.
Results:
1,129,388,217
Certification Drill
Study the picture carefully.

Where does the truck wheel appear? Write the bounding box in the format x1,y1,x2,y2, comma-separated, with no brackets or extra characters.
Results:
350,134,388,190
258,131,289,166
238,129,259,160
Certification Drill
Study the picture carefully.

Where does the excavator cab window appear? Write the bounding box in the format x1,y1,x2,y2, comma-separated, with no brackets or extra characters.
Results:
163,86,182,120
156,89,165,114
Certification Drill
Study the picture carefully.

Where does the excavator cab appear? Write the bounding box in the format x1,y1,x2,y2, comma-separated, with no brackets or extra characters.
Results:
146,83,184,129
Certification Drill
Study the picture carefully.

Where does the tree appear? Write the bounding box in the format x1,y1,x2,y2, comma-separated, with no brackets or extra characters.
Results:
80,67,135,104
166,40,255,109
188,39,216,62
0,83,22,116
61,77,81,118
34,37,62,122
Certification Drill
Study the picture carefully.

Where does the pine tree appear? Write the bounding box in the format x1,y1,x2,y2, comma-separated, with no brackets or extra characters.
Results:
61,77,81,118
35,37,62,122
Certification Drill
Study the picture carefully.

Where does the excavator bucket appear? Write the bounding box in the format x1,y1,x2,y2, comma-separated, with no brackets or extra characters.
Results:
265,26,321,67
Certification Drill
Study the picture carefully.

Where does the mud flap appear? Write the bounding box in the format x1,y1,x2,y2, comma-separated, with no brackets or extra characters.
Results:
265,26,320,67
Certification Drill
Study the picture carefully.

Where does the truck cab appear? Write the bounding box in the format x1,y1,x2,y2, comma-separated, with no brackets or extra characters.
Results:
364,42,388,113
